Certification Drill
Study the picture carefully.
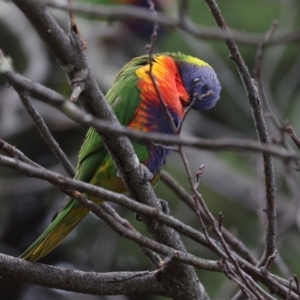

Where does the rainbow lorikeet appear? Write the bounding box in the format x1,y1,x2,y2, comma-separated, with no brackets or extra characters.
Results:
20,52,221,261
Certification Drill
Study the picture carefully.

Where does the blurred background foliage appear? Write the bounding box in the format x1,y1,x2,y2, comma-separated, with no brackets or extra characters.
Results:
0,0,300,299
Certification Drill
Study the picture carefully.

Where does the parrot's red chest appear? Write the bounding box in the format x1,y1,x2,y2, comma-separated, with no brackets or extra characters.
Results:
127,55,189,176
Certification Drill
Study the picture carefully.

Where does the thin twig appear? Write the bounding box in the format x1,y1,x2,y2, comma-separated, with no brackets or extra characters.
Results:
101,203,163,268
253,20,279,84
70,82,85,102
193,195,217,252
204,0,277,269
195,164,205,189
19,93,76,177
286,126,300,150
246,275,278,300
220,259,252,298
160,170,258,264
253,20,285,145
0,139,41,169
146,0,177,134
176,92,205,134
262,250,277,270
179,148,263,299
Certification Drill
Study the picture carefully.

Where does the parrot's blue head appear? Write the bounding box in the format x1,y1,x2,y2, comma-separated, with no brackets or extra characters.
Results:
178,57,221,111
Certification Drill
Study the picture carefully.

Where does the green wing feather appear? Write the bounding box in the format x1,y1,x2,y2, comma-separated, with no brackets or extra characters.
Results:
20,55,151,261
75,55,150,182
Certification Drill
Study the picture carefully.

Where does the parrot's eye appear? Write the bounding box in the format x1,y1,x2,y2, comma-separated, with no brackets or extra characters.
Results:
193,77,202,84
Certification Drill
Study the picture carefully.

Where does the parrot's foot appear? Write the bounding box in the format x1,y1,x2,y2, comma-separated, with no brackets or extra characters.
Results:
135,198,170,221
159,198,170,215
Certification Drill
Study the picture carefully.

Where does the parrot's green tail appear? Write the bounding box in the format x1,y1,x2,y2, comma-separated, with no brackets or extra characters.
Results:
20,200,89,262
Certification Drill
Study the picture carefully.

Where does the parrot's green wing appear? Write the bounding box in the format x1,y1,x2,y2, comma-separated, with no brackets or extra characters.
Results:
20,55,152,262
75,55,150,182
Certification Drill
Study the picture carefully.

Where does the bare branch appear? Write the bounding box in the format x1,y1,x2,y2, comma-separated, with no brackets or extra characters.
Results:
43,0,300,46
253,21,284,141
0,253,165,296
70,82,85,102
19,93,76,177
286,126,300,150
1,2,299,298
263,250,278,271
101,202,163,268
204,0,277,269
245,275,278,300
0,63,297,162
0,153,212,252
160,170,256,265
253,20,279,81
0,139,41,169
0,153,296,298
5,2,211,296
66,190,220,271
178,148,262,298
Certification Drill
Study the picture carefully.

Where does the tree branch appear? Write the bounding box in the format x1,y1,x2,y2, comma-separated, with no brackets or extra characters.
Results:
19,93,76,177
0,60,298,162
0,253,166,296
1,153,296,299
9,1,208,299
43,0,300,46
160,170,258,265
0,152,212,253
204,0,277,270
0,145,297,298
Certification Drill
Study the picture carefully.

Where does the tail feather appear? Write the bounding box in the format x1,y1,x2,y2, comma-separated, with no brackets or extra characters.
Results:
20,200,88,262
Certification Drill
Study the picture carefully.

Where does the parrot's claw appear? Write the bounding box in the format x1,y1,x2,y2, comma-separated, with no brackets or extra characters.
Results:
159,198,170,215
135,199,169,222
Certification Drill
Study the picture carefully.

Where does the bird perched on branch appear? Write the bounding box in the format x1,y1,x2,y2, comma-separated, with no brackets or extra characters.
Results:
20,52,221,261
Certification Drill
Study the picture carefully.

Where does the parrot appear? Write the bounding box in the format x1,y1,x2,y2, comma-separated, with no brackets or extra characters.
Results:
20,52,221,262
